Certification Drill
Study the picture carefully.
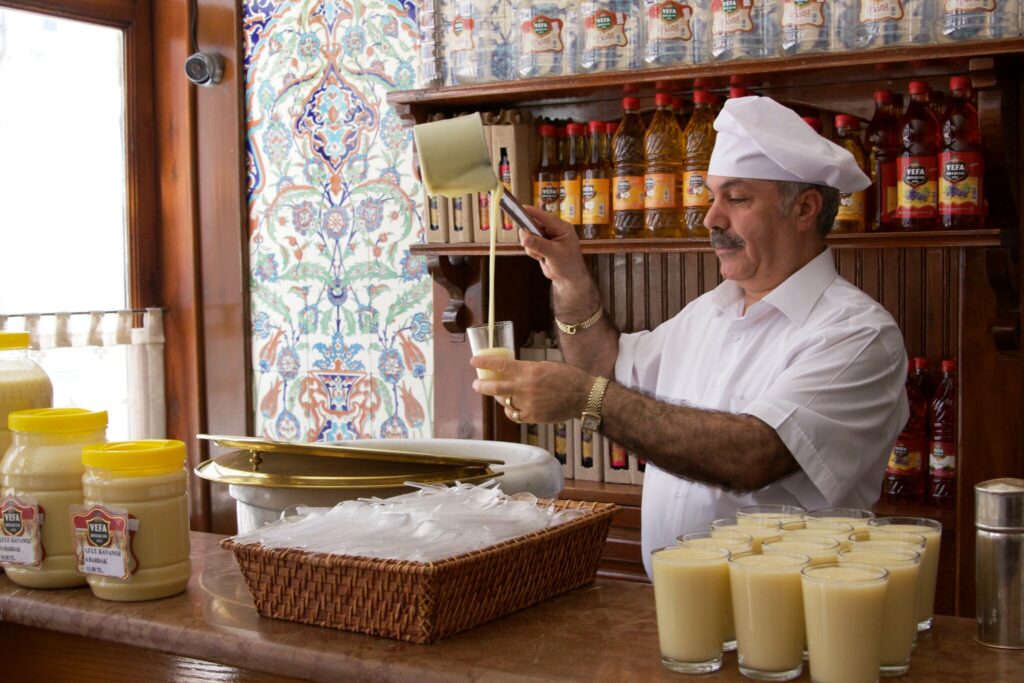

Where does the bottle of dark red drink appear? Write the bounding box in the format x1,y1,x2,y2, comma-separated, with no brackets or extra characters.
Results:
866,89,900,232
883,360,927,504
928,360,957,507
897,81,941,231
939,76,984,229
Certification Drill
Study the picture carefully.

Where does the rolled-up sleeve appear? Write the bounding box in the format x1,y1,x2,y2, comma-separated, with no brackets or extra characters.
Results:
743,321,909,505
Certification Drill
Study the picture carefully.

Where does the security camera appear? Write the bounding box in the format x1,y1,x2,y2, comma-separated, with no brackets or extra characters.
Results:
184,52,223,87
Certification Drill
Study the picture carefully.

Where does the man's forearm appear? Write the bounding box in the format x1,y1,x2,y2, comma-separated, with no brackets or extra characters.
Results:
599,382,798,492
551,278,618,378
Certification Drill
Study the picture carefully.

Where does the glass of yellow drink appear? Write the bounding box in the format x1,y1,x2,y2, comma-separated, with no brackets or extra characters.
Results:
868,517,942,631
651,545,731,673
840,547,922,676
802,562,889,683
804,507,875,531
729,550,810,681
784,522,855,551
467,321,515,380
713,516,782,553
678,530,753,653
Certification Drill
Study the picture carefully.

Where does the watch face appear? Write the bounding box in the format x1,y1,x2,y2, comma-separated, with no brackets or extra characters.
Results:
581,413,600,431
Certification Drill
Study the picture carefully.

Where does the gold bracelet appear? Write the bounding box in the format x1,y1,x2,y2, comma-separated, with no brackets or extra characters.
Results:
554,305,603,335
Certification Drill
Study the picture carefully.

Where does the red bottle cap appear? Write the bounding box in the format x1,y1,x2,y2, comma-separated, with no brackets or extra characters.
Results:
834,114,859,130
655,80,674,91
588,120,605,134
655,92,673,107
908,80,929,95
606,121,619,136
730,74,751,87
801,116,822,133
567,123,585,136
623,96,640,111
623,83,640,94
941,359,957,373
693,77,713,89
671,96,685,111
557,126,568,138
729,86,751,99
693,89,713,104
539,124,556,137
873,89,894,104
950,76,972,92
912,357,931,370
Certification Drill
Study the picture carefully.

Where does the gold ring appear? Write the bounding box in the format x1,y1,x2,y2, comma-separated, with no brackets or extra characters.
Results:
511,409,522,424
504,395,514,408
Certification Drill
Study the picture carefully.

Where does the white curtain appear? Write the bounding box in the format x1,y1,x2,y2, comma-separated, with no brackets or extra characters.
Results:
0,309,166,440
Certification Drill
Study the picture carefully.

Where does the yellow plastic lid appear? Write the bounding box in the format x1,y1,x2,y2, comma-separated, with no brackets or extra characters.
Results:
9,408,108,434
0,331,30,350
82,440,187,476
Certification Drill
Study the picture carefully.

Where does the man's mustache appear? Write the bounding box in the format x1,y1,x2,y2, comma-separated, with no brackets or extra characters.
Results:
710,229,745,250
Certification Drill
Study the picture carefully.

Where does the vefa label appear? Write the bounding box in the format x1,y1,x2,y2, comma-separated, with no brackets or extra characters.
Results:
903,163,928,187
3,507,24,536
943,159,968,183
71,505,138,579
1,496,43,567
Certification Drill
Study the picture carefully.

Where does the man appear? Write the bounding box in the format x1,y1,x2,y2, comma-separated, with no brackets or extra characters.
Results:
471,96,909,577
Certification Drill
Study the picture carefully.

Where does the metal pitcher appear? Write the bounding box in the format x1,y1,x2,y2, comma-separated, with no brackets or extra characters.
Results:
976,478,1024,648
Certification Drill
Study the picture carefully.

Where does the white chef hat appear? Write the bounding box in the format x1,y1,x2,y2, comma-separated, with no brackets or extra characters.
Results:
709,96,871,193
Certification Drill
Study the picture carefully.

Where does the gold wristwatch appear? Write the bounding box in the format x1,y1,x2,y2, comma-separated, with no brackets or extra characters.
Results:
554,305,603,335
580,376,610,432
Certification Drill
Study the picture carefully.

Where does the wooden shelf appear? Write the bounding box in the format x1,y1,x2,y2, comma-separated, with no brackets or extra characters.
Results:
411,229,1011,257
389,39,1024,108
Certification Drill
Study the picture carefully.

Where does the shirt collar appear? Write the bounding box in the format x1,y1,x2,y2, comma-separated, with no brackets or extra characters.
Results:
709,247,837,326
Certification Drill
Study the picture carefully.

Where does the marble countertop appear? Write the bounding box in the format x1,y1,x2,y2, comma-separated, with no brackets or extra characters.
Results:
1,532,1021,682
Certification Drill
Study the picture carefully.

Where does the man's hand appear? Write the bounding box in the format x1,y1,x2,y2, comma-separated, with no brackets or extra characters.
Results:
520,205,591,294
471,354,592,424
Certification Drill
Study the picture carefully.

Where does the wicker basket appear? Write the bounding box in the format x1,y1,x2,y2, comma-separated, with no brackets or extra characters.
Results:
221,498,618,644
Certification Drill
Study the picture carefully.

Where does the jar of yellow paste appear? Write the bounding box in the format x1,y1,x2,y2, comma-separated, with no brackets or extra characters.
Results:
0,331,53,456
79,440,191,601
1,408,107,588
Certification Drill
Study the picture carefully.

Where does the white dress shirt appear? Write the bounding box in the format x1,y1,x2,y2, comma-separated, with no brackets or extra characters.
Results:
613,248,909,578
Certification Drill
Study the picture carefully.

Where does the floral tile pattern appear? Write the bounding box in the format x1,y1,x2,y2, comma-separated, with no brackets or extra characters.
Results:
244,0,432,442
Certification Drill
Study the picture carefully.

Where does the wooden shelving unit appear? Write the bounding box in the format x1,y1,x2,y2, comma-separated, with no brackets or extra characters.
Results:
411,229,1012,257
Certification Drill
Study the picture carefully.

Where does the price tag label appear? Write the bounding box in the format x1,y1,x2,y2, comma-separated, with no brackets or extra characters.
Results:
71,505,138,579
0,496,43,567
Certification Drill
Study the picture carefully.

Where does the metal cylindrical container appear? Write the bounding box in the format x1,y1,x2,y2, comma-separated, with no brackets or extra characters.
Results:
976,478,1024,649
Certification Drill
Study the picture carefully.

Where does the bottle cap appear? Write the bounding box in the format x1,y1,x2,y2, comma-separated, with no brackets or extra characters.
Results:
942,359,956,373
671,96,685,111
9,408,108,434
82,440,187,477
623,96,640,111
655,80,674,91
834,114,859,130
567,123,585,136
693,77,713,89
0,331,30,350
623,83,640,94
950,76,972,92
912,357,931,370
729,74,749,86
655,92,672,107
693,89,713,104
539,124,556,137
801,116,822,133
588,120,605,134
606,121,619,136
729,86,750,99
873,89,894,104
557,126,568,138
908,81,929,95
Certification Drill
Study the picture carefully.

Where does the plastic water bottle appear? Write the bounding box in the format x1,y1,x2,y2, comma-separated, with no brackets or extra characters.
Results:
516,0,579,78
579,0,642,72
711,0,779,61
940,0,1021,42
643,0,711,66
781,0,833,54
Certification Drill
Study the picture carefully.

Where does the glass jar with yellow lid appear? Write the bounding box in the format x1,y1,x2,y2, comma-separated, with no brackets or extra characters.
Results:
0,331,53,455
1,407,108,588
77,440,190,601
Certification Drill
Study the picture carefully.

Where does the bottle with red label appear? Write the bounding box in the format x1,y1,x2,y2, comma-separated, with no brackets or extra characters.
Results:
897,81,941,231
939,76,984,229
866,89,900,232
533,124,562,216
582,120,613,239
499,147,514,233
612,97,647,238
882,360,927,504
911,356,935,403
560,123,585,229
928,360,957,508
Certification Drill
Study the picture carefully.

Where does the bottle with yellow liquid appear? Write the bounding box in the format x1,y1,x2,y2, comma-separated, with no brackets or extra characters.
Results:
644,92,684,238
681,89,716,236
533,124,561,215
582,120,613,239
833,115,868,233
560,123,585,229
612,97,646,238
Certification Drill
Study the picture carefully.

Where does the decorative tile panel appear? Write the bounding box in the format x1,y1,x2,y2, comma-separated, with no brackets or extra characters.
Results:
244,0,432,442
